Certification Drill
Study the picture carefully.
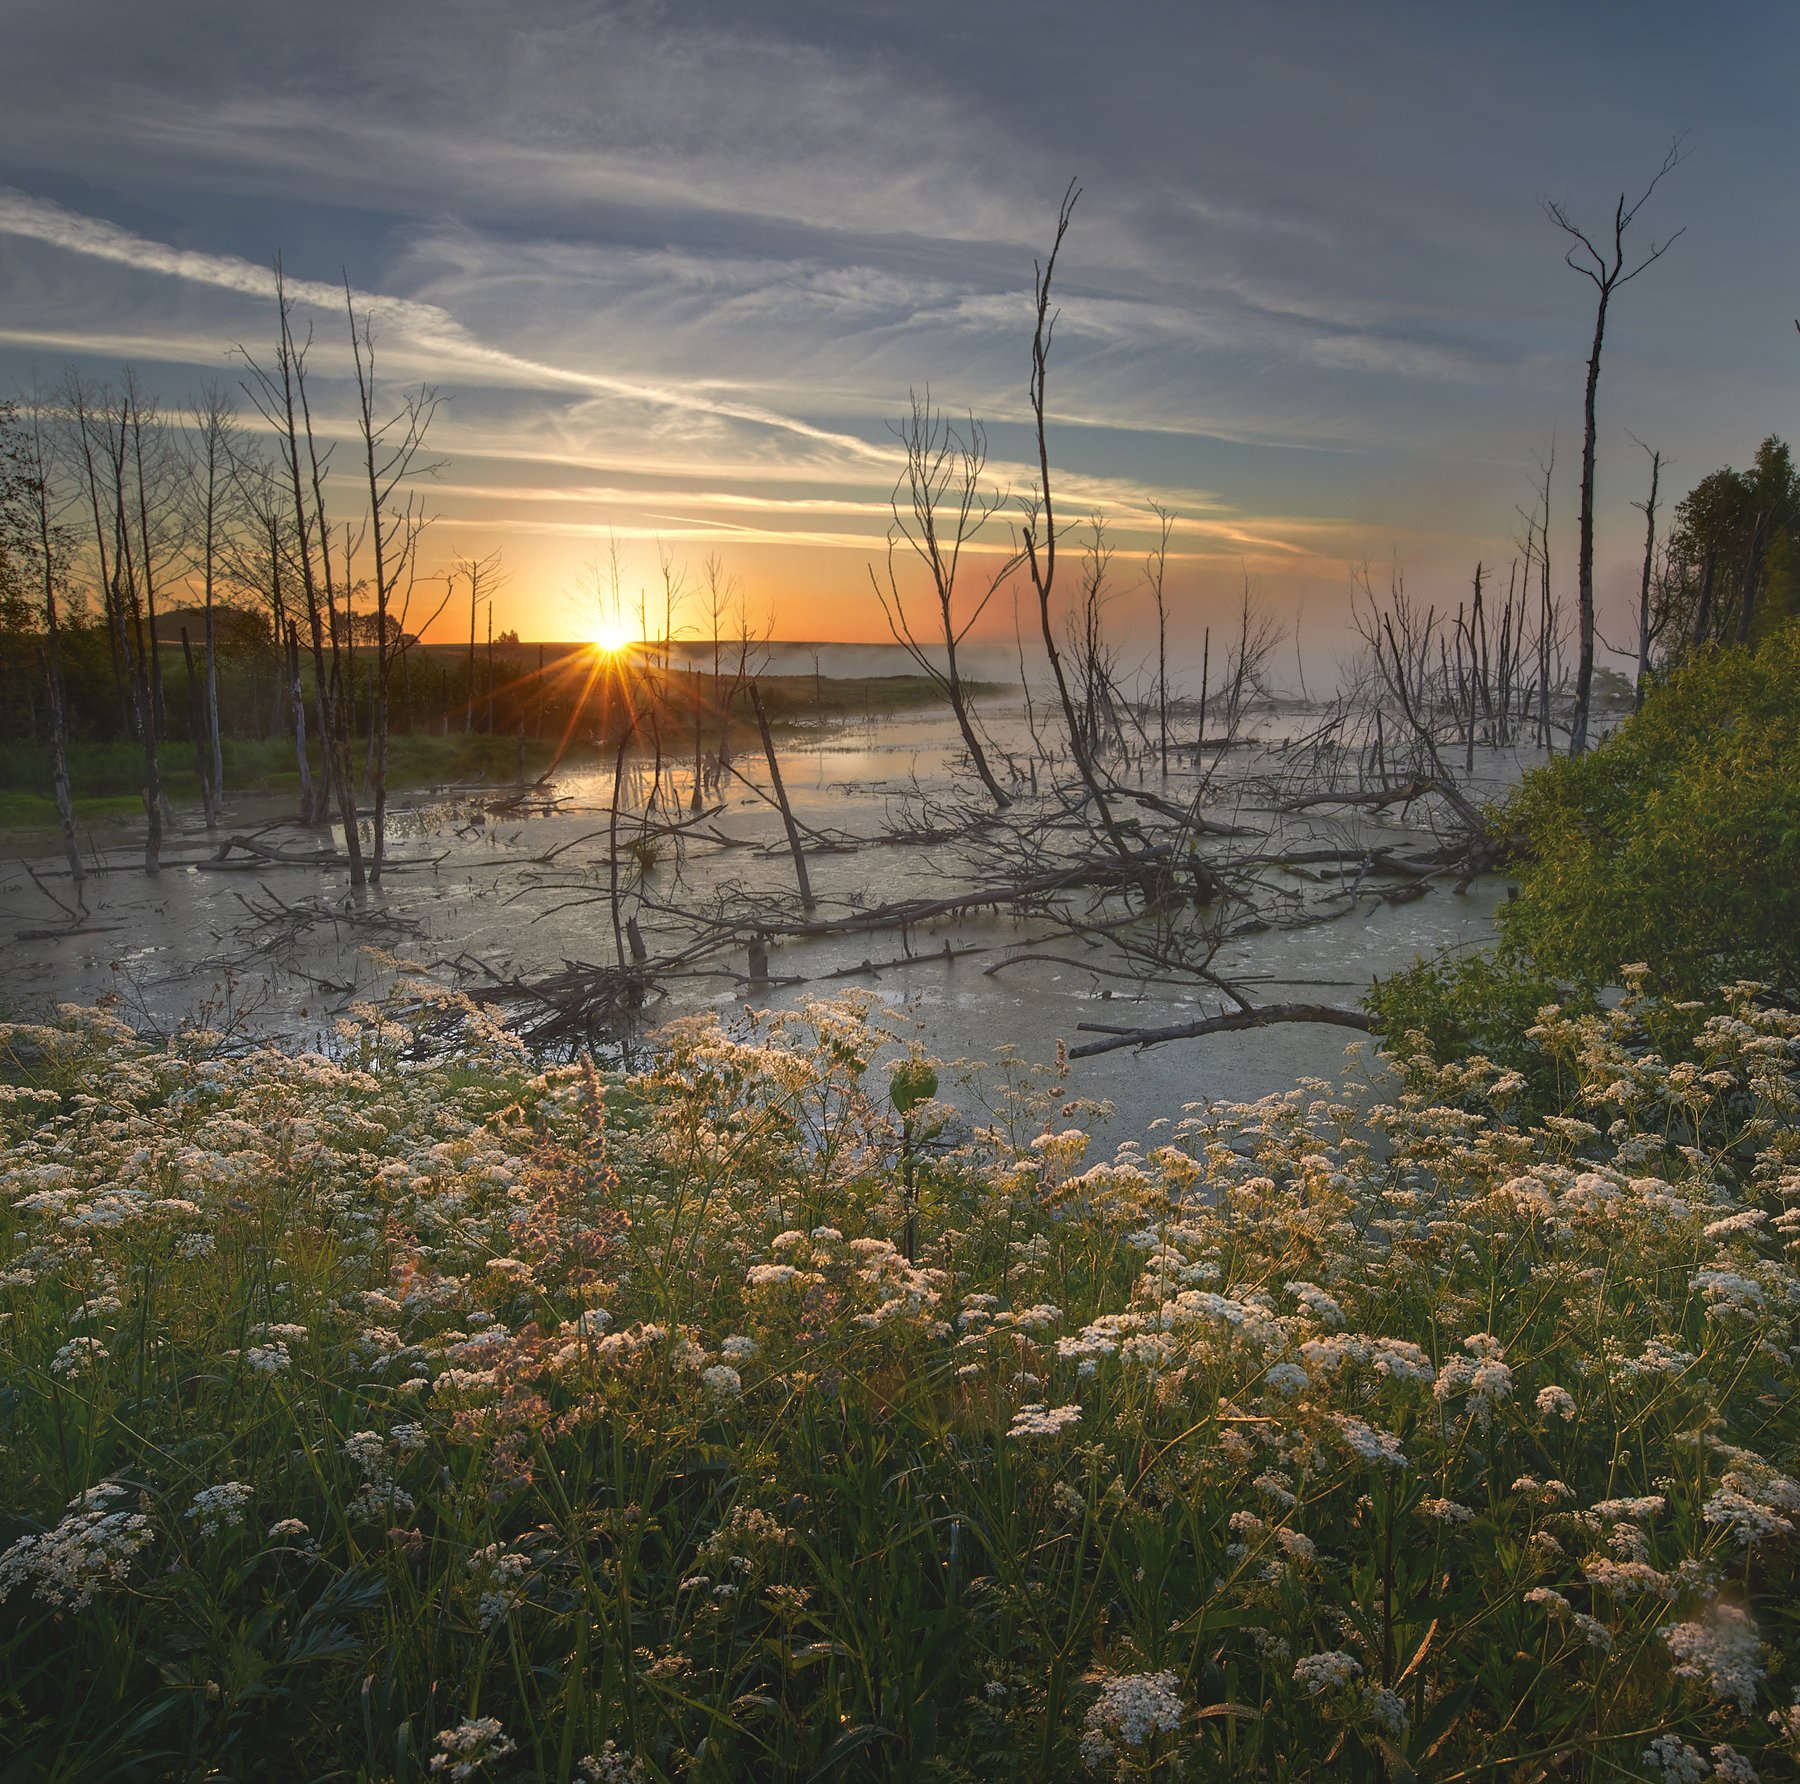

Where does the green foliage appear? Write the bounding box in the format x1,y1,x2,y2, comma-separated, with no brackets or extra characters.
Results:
1660,436,1800,653
1497,617,1800,996
1,989,1797,1779
1364,947,1590,1105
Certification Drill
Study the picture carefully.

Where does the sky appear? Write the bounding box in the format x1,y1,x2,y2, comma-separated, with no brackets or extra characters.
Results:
1,0,1796,670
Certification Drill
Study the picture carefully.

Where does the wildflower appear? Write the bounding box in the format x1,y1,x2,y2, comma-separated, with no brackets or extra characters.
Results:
1293,1651,1362,1696
1662,1603,1764,1712
1434,1333,1513,1427
1264,1362,1309,1396
1276,1527,1316,1564
1420,1497,1475,1524
579,1745,648,1783
1333,1415,1408,1469
1692,1268,1765,1318
1008,1403,1081,1439
1710,1747,1760,1784
700,1364,743,1400
1591,1495,1664,1521
745,1263,801,1289
720,1334,758,1361
1360,1685,1408,1737
0,1483,153,1610
1702,1489,1794,1547
1536,1384,1577,1422
1581,1557,1675,1598
184,1482,253,1538
49,1336,108,1380
468,1544,530,1629
1285,1281,1346,1327
429,1716,515,1779
244,1342,292,1374
267,1518,310,1540
1642,1736,1712,1784
1080,1670,1184,1771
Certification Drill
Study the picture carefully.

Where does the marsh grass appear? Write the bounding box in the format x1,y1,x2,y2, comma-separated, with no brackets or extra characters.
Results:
0,976,1795,1779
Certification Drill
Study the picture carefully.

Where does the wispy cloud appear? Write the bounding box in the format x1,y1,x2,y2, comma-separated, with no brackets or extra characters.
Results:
0,187,892,463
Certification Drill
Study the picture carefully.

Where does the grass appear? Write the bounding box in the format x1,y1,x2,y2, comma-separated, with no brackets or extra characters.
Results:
0,735,572,841
0,669,972,843
0,979,1795,1779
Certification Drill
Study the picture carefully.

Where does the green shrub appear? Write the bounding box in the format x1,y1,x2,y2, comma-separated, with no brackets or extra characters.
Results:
1496,619,1800,996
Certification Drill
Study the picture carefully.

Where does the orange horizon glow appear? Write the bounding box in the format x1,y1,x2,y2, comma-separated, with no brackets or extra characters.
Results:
588,614,637,656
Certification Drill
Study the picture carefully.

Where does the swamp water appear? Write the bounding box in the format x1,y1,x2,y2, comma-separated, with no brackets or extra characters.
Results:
0,697,1525,1136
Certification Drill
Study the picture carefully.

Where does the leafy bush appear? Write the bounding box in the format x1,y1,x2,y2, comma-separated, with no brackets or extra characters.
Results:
1496,618,1800,996
1,989,1797,1779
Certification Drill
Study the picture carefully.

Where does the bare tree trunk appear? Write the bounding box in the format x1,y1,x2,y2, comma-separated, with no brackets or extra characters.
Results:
287,619,315,825
751,681,815,912
1147,503,1173,777
180,626,214,824
1546,144,1683,752
1736,510,1767,646
1634,446,1661,705
1019,181,1133,862
38,647,83,898
22,404,84,895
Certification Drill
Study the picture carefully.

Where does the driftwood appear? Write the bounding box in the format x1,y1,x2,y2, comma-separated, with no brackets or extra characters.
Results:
1068,1001,1375,1059
1280,778,1439,813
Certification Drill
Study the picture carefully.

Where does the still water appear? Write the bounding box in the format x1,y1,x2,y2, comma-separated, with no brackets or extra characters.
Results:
0,697,1524,1135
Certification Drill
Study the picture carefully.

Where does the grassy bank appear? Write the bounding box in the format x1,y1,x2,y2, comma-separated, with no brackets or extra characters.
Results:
0,671,967,840
0,735,568,836
0,984,1794,1778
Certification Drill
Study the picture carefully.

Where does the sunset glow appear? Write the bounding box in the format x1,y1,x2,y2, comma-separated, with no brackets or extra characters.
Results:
589,615,636,656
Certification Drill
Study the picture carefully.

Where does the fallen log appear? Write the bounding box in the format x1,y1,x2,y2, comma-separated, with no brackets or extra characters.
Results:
1068,1001,1375,1059
1280,779,1438,813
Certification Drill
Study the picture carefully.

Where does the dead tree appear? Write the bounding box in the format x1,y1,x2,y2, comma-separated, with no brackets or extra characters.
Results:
870,390,1018,807
456,550,505,735
347,286,439,880
1544,140,1684,753
238,262,367,885
1145,502,1175,776
65,373,170,869
9,399,85,895
183,385,242,827
750,681,816,912
1018,180,1133,861
1631,439,1663,706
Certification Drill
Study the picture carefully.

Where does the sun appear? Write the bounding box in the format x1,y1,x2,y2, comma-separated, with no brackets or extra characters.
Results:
589,615,636,656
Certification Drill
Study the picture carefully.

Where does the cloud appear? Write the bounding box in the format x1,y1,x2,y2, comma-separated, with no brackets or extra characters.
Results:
0,186,893,463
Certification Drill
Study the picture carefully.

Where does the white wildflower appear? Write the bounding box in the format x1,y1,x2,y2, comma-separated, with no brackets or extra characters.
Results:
579,1743,648,1783
429,1716,516,1779
1536,1384,1577,1422
1710,1746,1760,1784
49,1336,108,1380
1080,1669,1184,1770
1642,1735,1711,1784
0,1483,154,1610
1008,1403,1081,1440
1292,1650,1362,1696
184,1481,253,1537
1662,1603,1764,1712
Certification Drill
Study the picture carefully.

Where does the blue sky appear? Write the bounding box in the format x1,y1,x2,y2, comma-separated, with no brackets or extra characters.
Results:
1,0,1794,661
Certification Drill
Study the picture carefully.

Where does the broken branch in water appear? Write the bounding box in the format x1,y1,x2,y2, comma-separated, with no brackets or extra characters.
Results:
1067,1001,1375,1058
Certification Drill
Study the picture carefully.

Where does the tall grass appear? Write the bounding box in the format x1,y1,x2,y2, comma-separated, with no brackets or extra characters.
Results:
0,979,1795,1779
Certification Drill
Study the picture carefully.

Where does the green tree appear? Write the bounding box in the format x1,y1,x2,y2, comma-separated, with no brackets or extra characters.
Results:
1658,436,1799,658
